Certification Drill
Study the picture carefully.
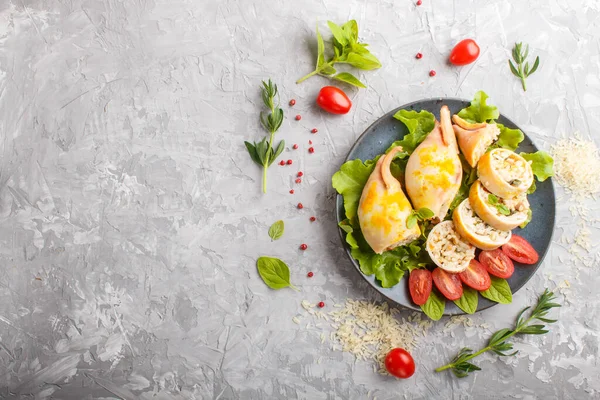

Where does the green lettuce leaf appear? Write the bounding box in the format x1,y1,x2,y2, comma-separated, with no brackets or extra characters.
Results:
386,109,436,154
494,123,525,151
521,151,554,182
519,209,533,229
448,155,478,217
457,91,500,123
332,158,378,220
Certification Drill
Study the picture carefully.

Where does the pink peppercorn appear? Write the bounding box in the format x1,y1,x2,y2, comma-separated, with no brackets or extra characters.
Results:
307,271,314,278
289,189,294,194
297,203,303,209
416,53,423,59
300,244,308,250
287,159,292,165
310,216,316,222
295,115,301,121
318,301,325,308
308,147,315,153
295,178,302,184
429,70,436,77
311,128,318,133
289,99,296,106
293,144,299,150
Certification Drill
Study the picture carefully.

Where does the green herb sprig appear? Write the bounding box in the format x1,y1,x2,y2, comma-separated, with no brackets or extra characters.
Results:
245,79,285,193
487,194,511,216
509,42,540,92
406,207,435,229
296,20,381,88
436,289,561,378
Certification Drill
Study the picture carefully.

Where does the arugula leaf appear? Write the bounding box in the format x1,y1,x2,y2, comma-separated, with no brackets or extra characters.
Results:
494,124,524,151
332,158,377,220
421,290,445,321
454,287,479,314
332,72,366,88
387,109,436,154
480,277,512,304
256,256,298,290
520,151,554,181
268,220,284,241
457,91,500,123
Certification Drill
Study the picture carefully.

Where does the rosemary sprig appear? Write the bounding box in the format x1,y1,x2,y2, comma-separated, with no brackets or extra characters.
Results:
244,79,285,193
509,42,540,92
436,289,561,378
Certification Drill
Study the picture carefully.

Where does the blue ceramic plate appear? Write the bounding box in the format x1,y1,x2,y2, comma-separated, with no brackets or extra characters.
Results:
335,98,556,316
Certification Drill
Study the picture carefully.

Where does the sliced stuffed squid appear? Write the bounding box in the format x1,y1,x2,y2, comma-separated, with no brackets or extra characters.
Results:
425,220,475,273
452,198,512,250
452,115,500,168
477,148,534,198
469,180,530,231
358,146,421,254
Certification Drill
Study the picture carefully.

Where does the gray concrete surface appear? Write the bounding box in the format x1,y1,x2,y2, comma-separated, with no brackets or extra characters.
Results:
0,0,599,398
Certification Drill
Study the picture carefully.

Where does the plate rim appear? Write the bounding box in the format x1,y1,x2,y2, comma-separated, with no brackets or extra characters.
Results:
334,97,557,316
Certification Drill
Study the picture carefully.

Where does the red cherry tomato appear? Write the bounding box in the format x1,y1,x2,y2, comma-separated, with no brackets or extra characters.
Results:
409,269,433,305
432,268,463,301
385,348,415,379
316,86,352,114
458,259,491,291
449,39,480,66
479,249,515,279
502,235,539,265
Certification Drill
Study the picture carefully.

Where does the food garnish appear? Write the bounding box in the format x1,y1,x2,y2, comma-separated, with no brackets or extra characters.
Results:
449,39,480,66
268,220,285,241
297,20,381,88
385,348,416,379
509,42,540,92
436,289,560,377
256,256,298,291
244,79,285,193
316,86,352,114
502,235,539,265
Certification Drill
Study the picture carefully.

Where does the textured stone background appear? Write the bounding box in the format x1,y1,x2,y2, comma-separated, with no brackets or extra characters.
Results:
1,0,599,398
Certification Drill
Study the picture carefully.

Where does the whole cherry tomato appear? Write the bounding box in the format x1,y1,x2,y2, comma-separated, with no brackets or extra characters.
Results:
316,86,352,114
449,39,480,66
385,348,416,379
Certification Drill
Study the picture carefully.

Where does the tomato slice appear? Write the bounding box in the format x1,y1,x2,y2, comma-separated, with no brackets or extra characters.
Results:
479,249,515,279
502,235,539,265
449,39,480,66
408,269,433,305
316,86,352,115
458,259,491,291
432,268,463,301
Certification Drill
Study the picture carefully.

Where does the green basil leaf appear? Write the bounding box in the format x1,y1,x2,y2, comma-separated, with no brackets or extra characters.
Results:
417,207,435,220
256,256,297,290
480,277,513,304
421,290,445,321
320,65,337,76
493,124,525,151
316,23,325,68
332,157,379,220
346,52,382,70
487,194,499,205
406,213,418,229
519,209,533,229
342,20,358,43
332,72,366,88
327,20,348,46
457,91,500,123
244,141,261,166
268,220,284,241
520,151,555,182
454,287,479,314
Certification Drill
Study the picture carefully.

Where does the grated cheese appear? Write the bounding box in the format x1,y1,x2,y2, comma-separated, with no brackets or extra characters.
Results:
551,135,600,199
302,299,431,373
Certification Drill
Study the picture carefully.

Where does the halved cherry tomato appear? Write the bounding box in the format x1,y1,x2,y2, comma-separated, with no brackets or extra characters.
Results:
316,86,352,114
409,269,433,305
449,39,480,66
432,268,463,301
458,259,491,291
502,235,539,265
385,348,415,379
479,249,514,279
